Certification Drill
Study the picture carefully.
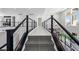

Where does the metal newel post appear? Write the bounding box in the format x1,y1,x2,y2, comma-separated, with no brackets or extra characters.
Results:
31,20,33,29
34,21,35,28
26,15,28,33
51,15,53,34
44,22,45,28
7,30,14,51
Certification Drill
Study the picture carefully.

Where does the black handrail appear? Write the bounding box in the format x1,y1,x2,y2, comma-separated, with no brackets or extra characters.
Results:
53,17,79,45
15,32,28,51
15,15,29,51
13,17,27,33
15,16,36,51
28,17,37,29
42,16,65,51
0,43,7,49
42,15,79,51
6,15,37,51
6,15,28,51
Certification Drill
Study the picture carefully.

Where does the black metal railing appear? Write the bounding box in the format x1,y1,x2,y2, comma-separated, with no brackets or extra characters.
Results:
42,15,79,51
53,17,79,45
0,15,37,51
0,43,7,50
14,16,37,51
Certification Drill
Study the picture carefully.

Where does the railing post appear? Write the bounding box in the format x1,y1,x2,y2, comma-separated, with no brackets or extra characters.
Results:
26,15,28,33
31,20,33,29
34,21,35,28
13,16,15,27
35,21,36,28
45,22,47,29
6,30,14,51
51,15,53,34
42,22,43,27
44,21,45,28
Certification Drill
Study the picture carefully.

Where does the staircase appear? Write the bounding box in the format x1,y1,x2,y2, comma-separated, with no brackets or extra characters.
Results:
24,25,55,51
24,36,55,51
0,15,78,51
24,18,55,51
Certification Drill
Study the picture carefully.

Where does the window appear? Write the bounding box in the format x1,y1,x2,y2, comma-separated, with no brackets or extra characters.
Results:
65,8,79,26
65,14,72,26
65,10,72,26
71,8,78,26
74,9,79,25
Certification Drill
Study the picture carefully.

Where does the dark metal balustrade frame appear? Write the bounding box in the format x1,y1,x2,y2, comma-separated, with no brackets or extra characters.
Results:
53,17,79,46
42,15,79,51
0,15,36,51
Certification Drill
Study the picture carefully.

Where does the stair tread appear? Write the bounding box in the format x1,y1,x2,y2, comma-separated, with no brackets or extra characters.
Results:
24,44,55,51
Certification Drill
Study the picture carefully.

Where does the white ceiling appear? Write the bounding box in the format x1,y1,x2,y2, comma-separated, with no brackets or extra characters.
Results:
0,8,66,15
0,8,66,21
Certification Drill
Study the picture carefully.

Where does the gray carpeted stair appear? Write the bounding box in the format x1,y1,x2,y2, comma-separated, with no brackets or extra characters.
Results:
24,36,55,51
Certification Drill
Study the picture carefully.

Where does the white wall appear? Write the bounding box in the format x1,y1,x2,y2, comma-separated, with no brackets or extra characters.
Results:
0,12,26,22
57,9,79,39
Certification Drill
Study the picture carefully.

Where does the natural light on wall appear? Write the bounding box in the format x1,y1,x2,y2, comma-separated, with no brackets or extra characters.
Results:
65,9,72,26
65,8,79,26
71,8,77,26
